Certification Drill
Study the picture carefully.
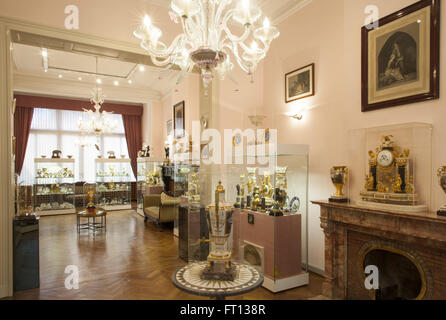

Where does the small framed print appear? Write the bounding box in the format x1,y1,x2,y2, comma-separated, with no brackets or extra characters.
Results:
361,0,440,111
167,120,173,136
173,101,185,139
285,63,315,103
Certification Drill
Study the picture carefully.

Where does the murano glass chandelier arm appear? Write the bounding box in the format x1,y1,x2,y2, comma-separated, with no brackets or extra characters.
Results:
223,43,251,73
214,0,231,30
142,34,186,59
220,10,252,44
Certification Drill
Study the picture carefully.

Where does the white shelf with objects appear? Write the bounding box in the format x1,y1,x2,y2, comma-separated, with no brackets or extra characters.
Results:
136,157,164,217
95,158,134,211
34,158,76,216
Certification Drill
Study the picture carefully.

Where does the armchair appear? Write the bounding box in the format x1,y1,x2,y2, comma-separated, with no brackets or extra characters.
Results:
143,193,180,230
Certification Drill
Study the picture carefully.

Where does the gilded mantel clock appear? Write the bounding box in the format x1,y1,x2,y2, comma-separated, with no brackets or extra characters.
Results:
360,135,420,207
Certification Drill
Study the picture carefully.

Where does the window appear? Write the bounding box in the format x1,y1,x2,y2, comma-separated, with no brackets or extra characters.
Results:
20,108,130,184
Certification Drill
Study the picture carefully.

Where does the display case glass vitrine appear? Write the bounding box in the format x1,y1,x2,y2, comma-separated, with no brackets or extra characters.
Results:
95,158,133,211
33,158,76,216
183,144,309,293
16,177,34,217
348,123,432,212
136,157,164,216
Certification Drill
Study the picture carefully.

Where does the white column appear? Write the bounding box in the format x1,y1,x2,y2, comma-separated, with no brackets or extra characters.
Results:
0,22,14,298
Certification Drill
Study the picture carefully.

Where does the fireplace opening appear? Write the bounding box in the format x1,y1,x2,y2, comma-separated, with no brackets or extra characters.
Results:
363,248,426,300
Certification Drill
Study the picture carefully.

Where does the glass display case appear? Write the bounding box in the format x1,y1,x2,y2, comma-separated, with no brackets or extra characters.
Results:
136,157,164,216
95,158,133,211
16,178,34,217
348,123,432,212
33,158,76,216
183,144,310,293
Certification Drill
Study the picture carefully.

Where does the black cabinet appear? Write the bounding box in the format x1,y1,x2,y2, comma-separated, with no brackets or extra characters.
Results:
13,216,40,291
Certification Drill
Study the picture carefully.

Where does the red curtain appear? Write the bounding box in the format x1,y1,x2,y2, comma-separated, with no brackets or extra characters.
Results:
122,115,142,177
15,94,143,116
14,106,34,175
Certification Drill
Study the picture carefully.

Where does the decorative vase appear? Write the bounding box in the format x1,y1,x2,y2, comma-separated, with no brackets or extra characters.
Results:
437,167,446,216
329,166,349,203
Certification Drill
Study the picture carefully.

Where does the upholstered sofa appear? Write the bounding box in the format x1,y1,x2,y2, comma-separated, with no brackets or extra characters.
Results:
143,193,180,230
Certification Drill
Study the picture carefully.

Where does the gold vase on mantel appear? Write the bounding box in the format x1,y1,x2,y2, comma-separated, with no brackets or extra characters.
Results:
437,167,446,216
329,166,349,203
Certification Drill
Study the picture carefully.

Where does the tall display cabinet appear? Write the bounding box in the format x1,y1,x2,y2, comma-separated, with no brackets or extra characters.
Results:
182,144,310,293
33,158,75,216
95,158,133,211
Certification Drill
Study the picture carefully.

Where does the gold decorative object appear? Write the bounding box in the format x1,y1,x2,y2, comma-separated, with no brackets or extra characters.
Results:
360,135,419,206
260,171,274,205
246,167,257,194
201,182,236,281
87,190,95,210
437,167,446,216
329,166,349,203
251,186,261,211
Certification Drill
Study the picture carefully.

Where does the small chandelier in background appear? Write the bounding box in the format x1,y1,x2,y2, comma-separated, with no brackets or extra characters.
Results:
78,87,117,136
133,0,280,89
78,57,118,138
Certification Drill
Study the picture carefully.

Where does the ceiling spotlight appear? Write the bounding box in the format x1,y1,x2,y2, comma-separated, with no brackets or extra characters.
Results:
44,69,48,73
96,78,102,84
114,80,119,86
128,79,133,84
139,65,145,72
78,77,82,81
58,74,63,78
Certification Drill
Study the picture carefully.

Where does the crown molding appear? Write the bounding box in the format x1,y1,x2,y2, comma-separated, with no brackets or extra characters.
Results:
14,72,162,103
272,0,313,26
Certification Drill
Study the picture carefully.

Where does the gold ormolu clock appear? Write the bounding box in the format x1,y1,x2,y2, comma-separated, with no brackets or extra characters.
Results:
361,135,418,205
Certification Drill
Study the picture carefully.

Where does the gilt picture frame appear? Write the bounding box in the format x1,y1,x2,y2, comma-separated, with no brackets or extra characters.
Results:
361,0,440,112
173,101,185,139
285,63,315,103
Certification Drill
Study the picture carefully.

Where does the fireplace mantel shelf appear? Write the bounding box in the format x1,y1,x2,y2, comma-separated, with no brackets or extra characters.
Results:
312,200,446,225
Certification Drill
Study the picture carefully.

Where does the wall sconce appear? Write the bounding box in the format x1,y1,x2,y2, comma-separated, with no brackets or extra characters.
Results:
288,113,303,120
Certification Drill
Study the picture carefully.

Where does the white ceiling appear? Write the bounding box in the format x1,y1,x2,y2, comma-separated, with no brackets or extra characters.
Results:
12,0,311,103
12,43,180,102
150,0,312,25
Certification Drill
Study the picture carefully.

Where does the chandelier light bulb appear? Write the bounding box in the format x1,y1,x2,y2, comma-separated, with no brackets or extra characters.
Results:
139,65,145,72
251,41,258,51
41,48,48,58
143,15,152,28
263,17,270,29
242,0,250,11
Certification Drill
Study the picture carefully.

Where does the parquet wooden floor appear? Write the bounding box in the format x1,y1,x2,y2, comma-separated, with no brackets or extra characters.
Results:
9,210,323,300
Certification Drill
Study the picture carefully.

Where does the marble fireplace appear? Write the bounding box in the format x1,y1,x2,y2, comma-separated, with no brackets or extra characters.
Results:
314,201,446,300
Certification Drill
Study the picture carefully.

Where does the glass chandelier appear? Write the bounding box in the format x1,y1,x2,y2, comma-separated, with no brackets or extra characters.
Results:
133,0,280,88
77,57,117,138
78,87,117,137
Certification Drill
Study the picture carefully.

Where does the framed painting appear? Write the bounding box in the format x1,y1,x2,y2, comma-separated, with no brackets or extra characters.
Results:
173,101,185,139
285,63,315,103
361,0,440,112
166,120,173,136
